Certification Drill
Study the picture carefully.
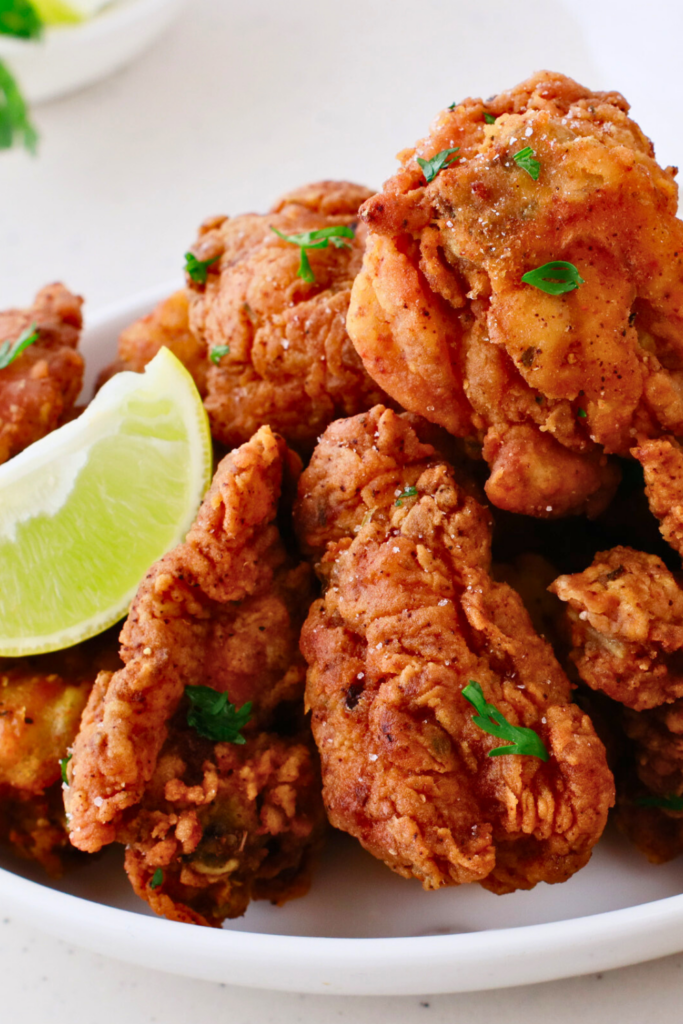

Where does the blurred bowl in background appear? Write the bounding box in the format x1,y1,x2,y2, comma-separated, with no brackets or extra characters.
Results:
0,0,187,104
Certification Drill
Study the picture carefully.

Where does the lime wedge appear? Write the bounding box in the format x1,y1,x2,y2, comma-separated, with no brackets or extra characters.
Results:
0,347,212,656
30,0,84,24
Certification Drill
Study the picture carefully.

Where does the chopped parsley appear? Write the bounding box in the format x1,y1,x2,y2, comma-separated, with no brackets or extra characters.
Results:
0,60,38,152
0,0,43,39
635,793,683,812
521,261,584,296
461,680,549,760
513,145,540,180
186,684,252,744
577,407,587,419
417,147,460,184
210,345,230,365
184,252,220,284
395,485,418,507
483,112,496,124
59,753,72,786
149,868,164,889
270,225,354,284
448,101,457,111
0,323,39,368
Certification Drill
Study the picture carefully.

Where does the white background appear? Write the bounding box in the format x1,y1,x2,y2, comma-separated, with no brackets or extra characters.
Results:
3,0,683,1019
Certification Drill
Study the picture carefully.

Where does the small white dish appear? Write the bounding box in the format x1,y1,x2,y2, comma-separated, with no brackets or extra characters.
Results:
0,0,187,104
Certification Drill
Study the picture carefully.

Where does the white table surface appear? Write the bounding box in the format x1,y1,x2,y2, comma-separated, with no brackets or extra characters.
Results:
2,0,683,1018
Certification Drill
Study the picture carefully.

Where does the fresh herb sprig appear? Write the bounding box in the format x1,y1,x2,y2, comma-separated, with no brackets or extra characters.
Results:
417,147,460,184
210,345,230,365
513,145,540,180
483,112,496,124
0,60,37,152
461,680,549,760
635,793,683,812
59,752,72,786
395,485,418,507
184,252,220,285
186,684,252,744
0,323,38,368
521,261,584,296
270,225,355,284
149,868,164,889
0,0,42,38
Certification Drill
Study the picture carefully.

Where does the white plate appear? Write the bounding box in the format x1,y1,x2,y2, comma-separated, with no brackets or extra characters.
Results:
1,285,683,997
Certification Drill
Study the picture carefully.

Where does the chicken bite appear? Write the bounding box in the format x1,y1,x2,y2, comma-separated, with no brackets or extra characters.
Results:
186,181,391,455
66,426,324,926
632,436,683,557
295,406,614,894
0,283,84,464
347,71,683,518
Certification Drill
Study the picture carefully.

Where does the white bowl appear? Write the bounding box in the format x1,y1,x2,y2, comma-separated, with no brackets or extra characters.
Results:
0,0,187,104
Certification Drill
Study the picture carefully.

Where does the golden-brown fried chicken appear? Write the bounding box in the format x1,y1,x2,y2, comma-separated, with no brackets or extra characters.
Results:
186,181,392,455
295,406,614,894
632,436,683,557
551,546,683,710
0,283,84,464
96,290,208,397
347,71,683,518
66,426,324,926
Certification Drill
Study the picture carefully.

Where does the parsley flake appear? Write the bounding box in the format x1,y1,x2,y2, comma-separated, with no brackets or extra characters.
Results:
513,145,540,180
59,753,72,786
521,261,584,296
417,147,460,184
150,868,164,889
448,101,456,111
635,793,683,812
577,407,587,419
0,60,38,152
483,112,496,124
270,225,354,284
184,252,220,285
0,323,39,369
0,0,42,39
461,680,549,760
395,485,418,507
210,345,230,365
186,684,252,744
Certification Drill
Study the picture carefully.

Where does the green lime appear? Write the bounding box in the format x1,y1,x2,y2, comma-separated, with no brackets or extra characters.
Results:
31,0,83,24
0,347,212,656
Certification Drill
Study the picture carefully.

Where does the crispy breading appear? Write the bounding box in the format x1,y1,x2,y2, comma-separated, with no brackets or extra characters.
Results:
66,426,324,925
347,71,683,518
551,546,683,710
186,181,391,455
632,436,683,556
295,406,614,894
0,283,84,464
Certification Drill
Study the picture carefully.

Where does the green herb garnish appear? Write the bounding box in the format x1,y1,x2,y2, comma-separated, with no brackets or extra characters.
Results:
635,794,683,812
184,252,220,285
186,684,252,744
149,868,164,889
448,101,456,111
417,147,460,184
210,345,230,365
0,60,38,152
395,485,418,507
0,323,38,368
461,680,549,760
0,0,43,39
270,225,354,284
59,752,72,786
577,407,587,419
521,261,584,296
513,145,540,180
483,112,496,124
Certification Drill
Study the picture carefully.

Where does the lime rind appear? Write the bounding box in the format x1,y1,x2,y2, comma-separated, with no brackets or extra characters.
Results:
0,347,212,656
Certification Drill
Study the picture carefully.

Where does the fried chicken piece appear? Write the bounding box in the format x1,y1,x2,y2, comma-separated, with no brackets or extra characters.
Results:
295,406,614,894
66,426,324,926
96,290,208,397
347,71,683,518
632,436,683,556
186,181,392,455
551,546,683,710
0,283,84,464
614,785,683,864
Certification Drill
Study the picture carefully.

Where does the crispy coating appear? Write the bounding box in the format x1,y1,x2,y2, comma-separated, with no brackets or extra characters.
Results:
347,71,683,517
96,290,208,397
295,407,614,894
632,436,683,556
0,283,84,464
66,426,324,925
551,546,683,710
187,181,391,455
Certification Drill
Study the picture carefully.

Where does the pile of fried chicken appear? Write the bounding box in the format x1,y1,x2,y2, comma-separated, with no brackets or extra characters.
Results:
3,71,683,927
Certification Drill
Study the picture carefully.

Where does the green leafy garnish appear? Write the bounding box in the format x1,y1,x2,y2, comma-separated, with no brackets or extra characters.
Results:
0,323,38,368
513,145,540,180
448,101,456,111
0,60,38,152
184,252,220,285
521,261,584,296
395,485,418,507
461,680,549,760
186,684,252,744
270,225,354,284
483,112,496,124
0,0,43,39
210,345,230,365
577,407,587,419
417,147,460,184
635,794,683,812
59,752,72,786
149,868,164,889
